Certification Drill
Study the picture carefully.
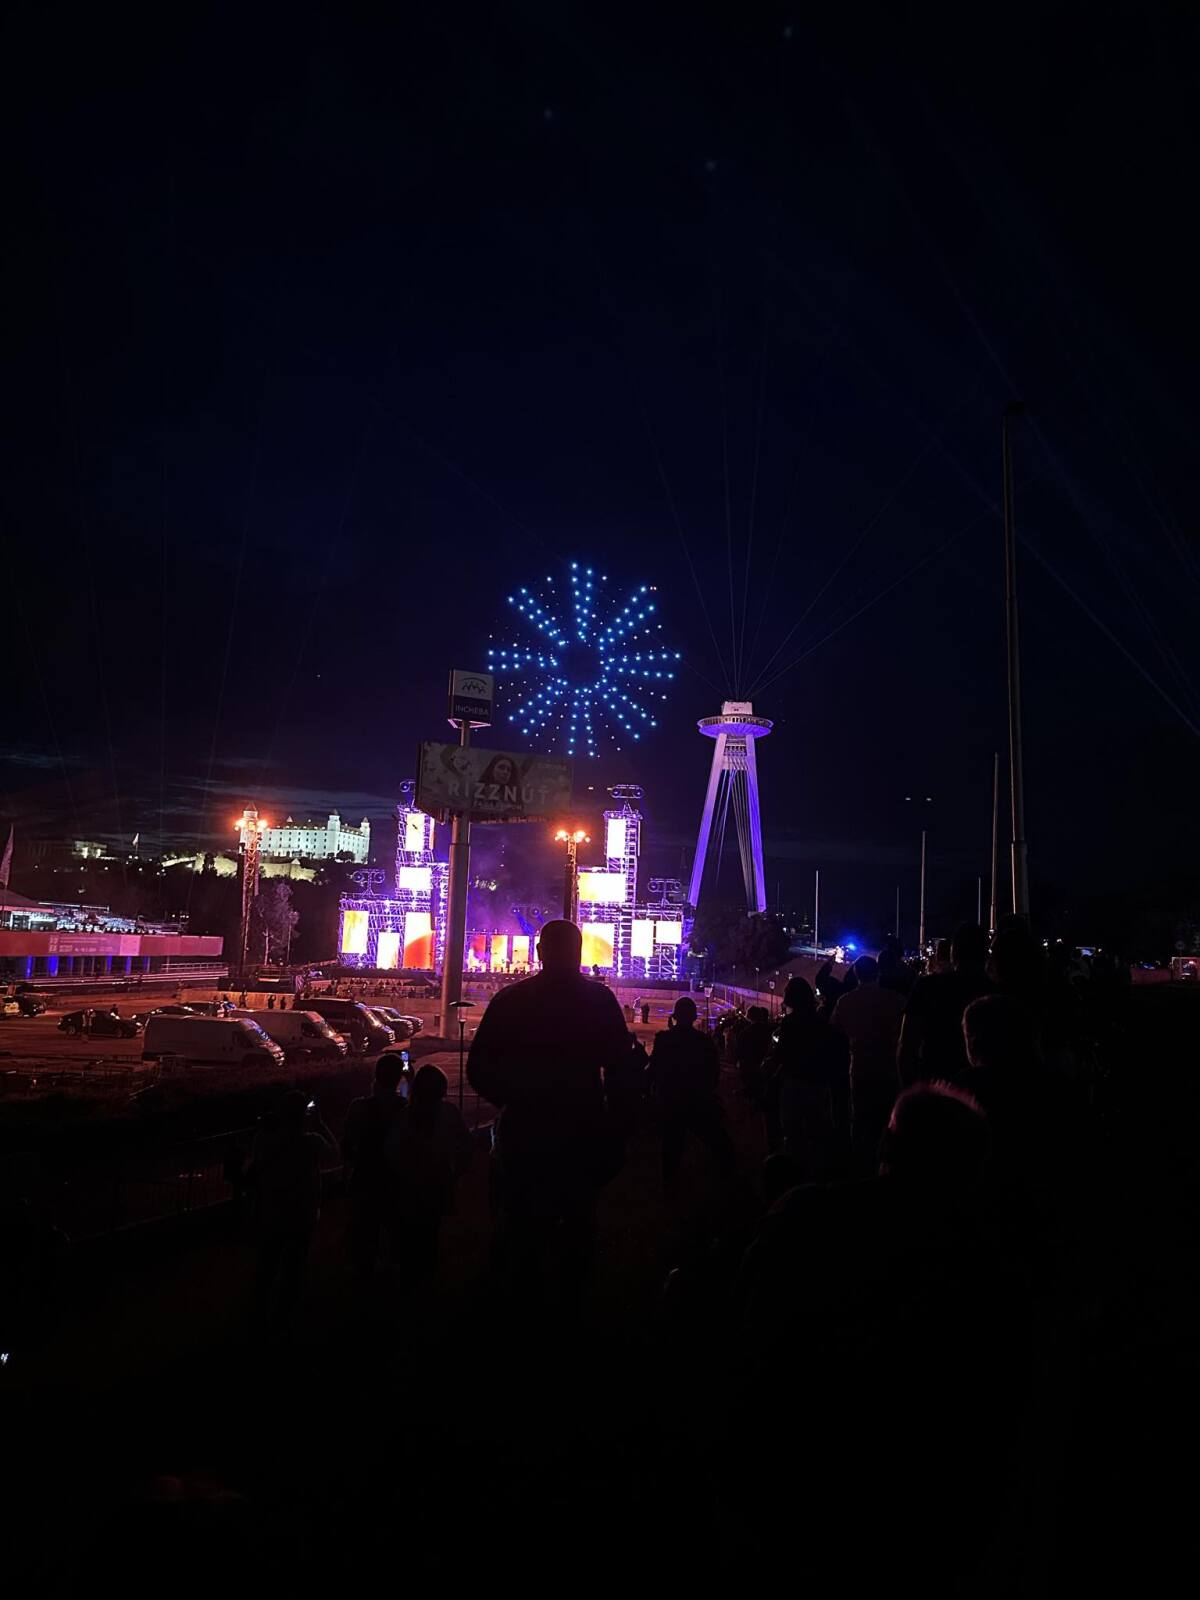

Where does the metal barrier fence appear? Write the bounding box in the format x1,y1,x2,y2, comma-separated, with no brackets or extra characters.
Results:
53,1126,255,1240
51,1125,351,1242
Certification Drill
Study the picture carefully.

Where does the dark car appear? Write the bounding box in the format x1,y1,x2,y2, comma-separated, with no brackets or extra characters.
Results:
58,1008,142,1039
1,993,46,1018
299,997,394,1052
131,1003,199,1026
372,1006,416,1041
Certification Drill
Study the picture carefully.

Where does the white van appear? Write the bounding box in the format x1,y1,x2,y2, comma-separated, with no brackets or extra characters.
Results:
142,1014,286,1069
230,1009,348,1062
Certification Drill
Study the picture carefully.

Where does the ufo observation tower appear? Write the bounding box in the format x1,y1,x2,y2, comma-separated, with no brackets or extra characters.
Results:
687,700,773,915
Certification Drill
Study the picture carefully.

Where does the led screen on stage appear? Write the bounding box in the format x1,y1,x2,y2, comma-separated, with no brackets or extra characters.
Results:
654,920,683,946
580,923,615,969
376,930,400,970
631,918,655,959
491,934,509,968
341,909,369,956
605,817,627,861
403,813,425,853
396,866,432,893
511,935,531,967
578,871,626,905
403,912,432,968
467,934,488,971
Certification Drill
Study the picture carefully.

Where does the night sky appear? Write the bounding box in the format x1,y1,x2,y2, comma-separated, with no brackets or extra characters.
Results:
5,2,1199,943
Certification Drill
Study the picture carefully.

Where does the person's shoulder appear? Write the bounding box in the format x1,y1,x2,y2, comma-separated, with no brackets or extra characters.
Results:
581,977,625,1014
905,973,940,1006
486,973,541,1009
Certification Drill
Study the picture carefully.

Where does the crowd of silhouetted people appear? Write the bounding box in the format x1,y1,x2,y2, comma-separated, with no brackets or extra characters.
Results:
456,915,1121,1587
3,910,1185,1590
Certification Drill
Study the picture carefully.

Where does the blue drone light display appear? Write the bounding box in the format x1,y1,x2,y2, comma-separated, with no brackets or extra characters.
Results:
487,562,681,758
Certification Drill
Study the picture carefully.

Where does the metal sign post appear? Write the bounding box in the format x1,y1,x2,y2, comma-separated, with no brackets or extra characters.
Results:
437,670,492,1040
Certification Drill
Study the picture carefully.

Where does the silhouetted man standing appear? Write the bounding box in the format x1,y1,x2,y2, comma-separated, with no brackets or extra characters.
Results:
467,919,629,1310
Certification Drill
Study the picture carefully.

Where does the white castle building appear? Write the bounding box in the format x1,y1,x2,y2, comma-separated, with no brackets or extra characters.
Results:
261,812,370,864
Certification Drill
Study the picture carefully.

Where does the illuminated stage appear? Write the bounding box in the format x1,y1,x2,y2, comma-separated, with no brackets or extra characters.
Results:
337,785,449,972
338,781,691,980
575,785,690,981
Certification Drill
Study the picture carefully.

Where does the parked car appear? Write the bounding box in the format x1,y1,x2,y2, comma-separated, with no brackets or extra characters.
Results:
2,993,46,1018
141,1014,286,1069
229,1008,348,1063
58,1008,141,1039
371,1006,415,1041
132,1004,199,1026
298,997,395,1053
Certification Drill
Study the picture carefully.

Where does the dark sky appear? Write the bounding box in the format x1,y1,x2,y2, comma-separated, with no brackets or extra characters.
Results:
5,1,1199,941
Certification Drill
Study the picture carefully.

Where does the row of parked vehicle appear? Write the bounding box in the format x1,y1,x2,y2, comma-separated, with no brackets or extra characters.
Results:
138,997,422,1069
50,996,419,1070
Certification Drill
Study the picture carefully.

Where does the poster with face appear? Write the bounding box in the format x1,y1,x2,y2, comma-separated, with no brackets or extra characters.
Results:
416,742,573,821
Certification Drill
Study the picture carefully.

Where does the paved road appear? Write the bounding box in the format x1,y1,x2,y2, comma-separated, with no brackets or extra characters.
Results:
0,980,713,1077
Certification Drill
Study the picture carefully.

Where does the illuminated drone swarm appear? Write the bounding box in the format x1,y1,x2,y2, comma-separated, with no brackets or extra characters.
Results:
487,562,681,757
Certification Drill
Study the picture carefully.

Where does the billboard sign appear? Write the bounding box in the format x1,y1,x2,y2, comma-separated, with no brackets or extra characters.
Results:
448,669,494,727
417,742,572,822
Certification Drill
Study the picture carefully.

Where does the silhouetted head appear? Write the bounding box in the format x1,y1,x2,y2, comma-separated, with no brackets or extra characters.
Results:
877,945,901,979
412,1062,448,1106
537,918,583,973
783,976,815,1016
375,1053,405,1094
951,922,988,971
853,955,879,985
672,996,698,1027
880,1082,990,1189
963,993,1038,1071
748,1005,770,1023
991,918,1042,989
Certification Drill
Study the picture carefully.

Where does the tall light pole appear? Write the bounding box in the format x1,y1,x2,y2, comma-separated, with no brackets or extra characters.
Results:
989,750,1000,935
234,807,267,980
438,722,473,1038
438,667,493,1039
555,827,589,922
1003,403,1030,919
904,792,934,954
813,868,820,953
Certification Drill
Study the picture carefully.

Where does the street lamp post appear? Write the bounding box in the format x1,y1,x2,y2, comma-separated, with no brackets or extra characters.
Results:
451,998,474,1112
234,808,267,982
1003,403,1030,919
554,827,589,923
905,793,934,957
